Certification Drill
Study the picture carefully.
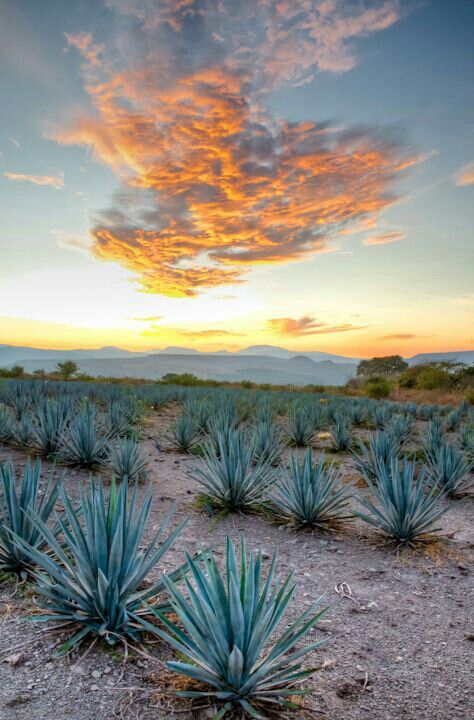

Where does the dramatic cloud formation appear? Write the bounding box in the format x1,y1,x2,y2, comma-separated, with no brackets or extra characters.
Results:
4,171,64,189
55,0,416,297
363,230,405,245
267,316,363,336
455,161,474,186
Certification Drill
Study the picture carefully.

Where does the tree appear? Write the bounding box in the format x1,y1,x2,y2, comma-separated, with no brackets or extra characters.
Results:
56,360,78,380
357,355,408,378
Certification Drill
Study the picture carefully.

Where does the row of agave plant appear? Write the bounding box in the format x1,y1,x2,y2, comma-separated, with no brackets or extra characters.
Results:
188,423,472,546
165,393,474,457
0,459,329,718
0,393,152,480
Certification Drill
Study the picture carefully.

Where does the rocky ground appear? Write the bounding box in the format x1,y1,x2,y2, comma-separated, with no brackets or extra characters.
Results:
0,405,472,720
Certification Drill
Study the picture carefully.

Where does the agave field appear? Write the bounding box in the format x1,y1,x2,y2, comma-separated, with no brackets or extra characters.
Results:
0,378,472,720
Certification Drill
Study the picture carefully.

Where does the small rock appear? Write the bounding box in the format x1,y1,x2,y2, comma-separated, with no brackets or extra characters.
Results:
91,670,101,679
90,684,99,692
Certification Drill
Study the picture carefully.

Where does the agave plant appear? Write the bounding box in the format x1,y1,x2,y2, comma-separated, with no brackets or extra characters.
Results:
0,458,64,576
355,458,447,545
194,429,275,512
426,442,473,497
459,424,474,459
251,419,283,466
0,404,13,443
388,413,414,447
9,414,34,450
168,412,200,452
421,417,445,459
105,401,134,438
270,449,352,530
107,438,149,481
145,537,329,718
371,404,391,431
444,409,462,433
330,412,353,452
285,405,325,447
30,399,72,457
61,405,108,468
12,478,189,654
351,431,402,483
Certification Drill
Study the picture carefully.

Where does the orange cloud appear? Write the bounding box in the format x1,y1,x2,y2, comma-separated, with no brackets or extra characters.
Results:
267,316,364,336
455,161,474,186
363,230,406,246
54,0,415,297
380,333,417,340
4,171,64,189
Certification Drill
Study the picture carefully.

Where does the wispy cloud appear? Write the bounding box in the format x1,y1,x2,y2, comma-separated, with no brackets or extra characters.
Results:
380,333,417,340
363,230,406,246
140,324,244,339
54,0,415,297
267,316,364,336
51,229,90,251
455,161,474,186
9,137,20,149
5,172,64,189
131,315,164,322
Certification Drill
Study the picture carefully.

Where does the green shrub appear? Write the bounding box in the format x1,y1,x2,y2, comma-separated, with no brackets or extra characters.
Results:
416,367,452,390
363,376,391,399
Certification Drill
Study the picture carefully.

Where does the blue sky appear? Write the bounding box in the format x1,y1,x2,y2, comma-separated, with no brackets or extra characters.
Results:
0,0,472,355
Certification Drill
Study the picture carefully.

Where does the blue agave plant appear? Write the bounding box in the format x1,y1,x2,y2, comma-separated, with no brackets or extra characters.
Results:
355,458,447,546
251,419,284,466
168,412,200,452
60,405,108,468
12,478,189,654
270,449,352,530
107,437,149,481
194,429,275,512
351,431,402,483
285,404,326,447
144,537,329,718
426,442,473,497
0,458,64,576
330,412,353,452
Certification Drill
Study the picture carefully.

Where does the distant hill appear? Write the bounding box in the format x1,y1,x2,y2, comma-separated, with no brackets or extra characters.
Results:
407,351,474,366
1,344,472,386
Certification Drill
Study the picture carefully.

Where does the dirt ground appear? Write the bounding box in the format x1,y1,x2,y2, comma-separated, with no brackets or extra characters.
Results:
0,405,473,720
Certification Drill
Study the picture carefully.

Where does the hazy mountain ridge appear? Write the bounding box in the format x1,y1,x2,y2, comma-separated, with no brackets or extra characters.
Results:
1,344,472,387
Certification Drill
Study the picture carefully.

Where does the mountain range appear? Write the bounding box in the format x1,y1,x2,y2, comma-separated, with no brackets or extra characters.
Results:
0,344,472,387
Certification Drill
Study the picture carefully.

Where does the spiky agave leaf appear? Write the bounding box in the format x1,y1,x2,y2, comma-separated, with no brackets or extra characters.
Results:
270,449,352,530
354,458,448,546
459,423,474,459
11,478,190,654
0,404,14,443
142,537,329,717
168,412,200,452
0,458,64,576
351,431,402,483
421,417,445,459
194,429,275,512
107,437,149,481
425,442,473,497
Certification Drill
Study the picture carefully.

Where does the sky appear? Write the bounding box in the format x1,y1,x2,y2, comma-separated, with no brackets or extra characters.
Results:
0,0,473,358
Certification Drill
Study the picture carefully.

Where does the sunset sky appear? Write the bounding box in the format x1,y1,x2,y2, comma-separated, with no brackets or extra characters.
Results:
1,0,473,358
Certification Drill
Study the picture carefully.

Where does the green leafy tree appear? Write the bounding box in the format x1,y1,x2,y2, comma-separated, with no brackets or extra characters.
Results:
56,360,78,380
357,355,408,378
